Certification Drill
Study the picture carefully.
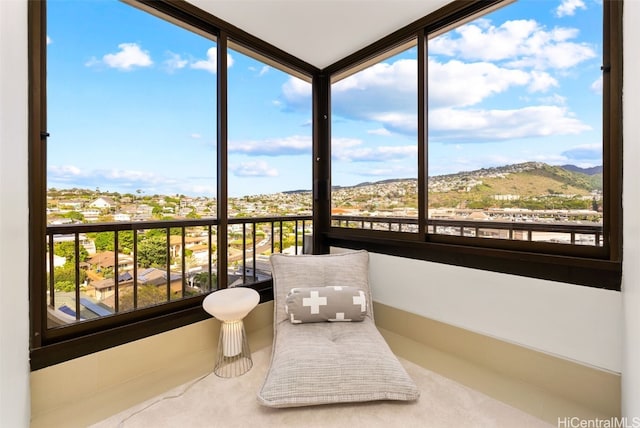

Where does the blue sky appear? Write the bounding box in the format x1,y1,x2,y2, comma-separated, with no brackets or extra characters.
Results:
47,0,602,197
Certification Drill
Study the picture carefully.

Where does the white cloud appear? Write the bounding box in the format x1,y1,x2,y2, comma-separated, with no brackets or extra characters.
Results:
49,165,82,176
191,47,234,74
229,135,311,156
556,0,587,17
248,65,270,76
231,161,278,177
164,52,187,73
47,165,219,196
332,138,363,150
370,112,417,134
428,59,530,108
190,133,202,139
279,16,595,145
282,77,313,111
329,59,417,128
430,19,538,61
331,137,415,163
429,105,591,142
283,56,577,137
538,93,568,105
591,75,603,95
48,165,177,189
93,43,153,71
367,128,392,136
429,18,596,70
527,70,558,92
46,36,52,45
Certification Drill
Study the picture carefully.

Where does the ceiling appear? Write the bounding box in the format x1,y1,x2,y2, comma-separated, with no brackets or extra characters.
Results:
185,0,454,69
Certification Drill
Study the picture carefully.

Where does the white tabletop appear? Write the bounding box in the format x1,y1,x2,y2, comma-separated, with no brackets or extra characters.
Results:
202,287,260,321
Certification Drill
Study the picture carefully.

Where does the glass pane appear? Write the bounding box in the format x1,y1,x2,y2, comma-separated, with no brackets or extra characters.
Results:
45,0,218,327
47,0,217,224
226,45,313,286
427,0,603,246
331,42,418,232
227,46,313,216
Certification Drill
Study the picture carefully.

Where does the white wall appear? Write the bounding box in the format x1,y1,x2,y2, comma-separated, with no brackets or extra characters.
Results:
622,0,640,419
369,253,621,372
0,0,31,427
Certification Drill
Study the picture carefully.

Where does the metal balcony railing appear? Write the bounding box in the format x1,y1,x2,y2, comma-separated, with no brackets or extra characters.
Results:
331,215,603,246
45,216,312,327
45,212,602,328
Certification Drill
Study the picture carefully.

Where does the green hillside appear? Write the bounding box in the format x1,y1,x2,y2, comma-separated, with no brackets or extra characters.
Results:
428,163,602,211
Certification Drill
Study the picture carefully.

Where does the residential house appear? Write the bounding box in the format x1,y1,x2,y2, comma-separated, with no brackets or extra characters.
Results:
87,251,135,273
89,196,116,211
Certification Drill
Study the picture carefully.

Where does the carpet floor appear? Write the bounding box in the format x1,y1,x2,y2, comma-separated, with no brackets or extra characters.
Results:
91,346,552,428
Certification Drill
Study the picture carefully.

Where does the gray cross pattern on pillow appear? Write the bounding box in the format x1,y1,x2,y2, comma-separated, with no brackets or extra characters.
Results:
285,285,367,324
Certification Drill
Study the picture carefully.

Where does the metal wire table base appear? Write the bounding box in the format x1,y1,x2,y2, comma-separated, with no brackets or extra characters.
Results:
214,320,253,378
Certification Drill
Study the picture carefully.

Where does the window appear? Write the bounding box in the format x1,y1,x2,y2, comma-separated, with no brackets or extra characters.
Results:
29,0,316,369
331,42,419,232
427,0,604,248
44,0,218,327
226,44,313,284
324,0,621,289
29,0,621,370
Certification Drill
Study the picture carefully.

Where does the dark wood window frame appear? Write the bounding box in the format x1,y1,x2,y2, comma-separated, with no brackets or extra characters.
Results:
28,0,622,370
28,0,318,369
320,0,623,291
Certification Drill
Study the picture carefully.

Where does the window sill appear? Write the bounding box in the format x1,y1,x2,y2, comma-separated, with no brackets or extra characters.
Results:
324,230,621,291
30,280,274,370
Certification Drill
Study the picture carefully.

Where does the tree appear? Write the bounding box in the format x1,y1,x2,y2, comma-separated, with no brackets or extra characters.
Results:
192,272,217,292
137,236,167,268
63,211,85,222
54,241,88,263
94,232,115,252
145,229,167,239
118,285,167,312
118,230,134,254
52,263,87,292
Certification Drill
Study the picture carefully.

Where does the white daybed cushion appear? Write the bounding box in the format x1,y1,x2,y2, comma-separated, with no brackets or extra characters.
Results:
257,250,420,408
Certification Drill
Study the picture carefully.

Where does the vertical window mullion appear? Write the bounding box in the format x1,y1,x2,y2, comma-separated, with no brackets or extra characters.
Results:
602,0,622,261
217,31,229,289
166,227,171,302
114,231,119,313
74,232,81,320
418,29,428,240
133,229,138,309
181,227,186,298
28,0,47,349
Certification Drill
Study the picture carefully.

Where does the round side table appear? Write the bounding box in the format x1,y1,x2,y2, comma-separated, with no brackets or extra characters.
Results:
202,287,260,378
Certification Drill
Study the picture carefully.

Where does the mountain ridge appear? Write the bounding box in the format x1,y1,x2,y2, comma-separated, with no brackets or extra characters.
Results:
326,162,602,193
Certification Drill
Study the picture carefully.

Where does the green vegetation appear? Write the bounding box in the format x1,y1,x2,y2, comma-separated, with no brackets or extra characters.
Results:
50,264,87,292
118,285,168,312
137,236,168,268
54,241,88,263
427,163,601,212
51,242,88,292
192,271,217,292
